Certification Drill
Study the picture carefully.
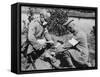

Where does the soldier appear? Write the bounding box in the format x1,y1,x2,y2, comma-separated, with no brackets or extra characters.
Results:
62,21,91,68
48,20,91,68
25,11,55,70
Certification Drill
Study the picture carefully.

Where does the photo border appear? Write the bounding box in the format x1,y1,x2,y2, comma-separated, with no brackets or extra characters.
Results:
16,2,98,74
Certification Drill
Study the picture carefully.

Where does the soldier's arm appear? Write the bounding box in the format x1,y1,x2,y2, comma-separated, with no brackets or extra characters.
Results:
28,21,40,48
75,32,89,56
36,25,43,37
44,31,53,41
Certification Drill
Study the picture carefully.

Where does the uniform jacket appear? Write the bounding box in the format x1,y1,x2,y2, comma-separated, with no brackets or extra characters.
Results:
28,20,43,48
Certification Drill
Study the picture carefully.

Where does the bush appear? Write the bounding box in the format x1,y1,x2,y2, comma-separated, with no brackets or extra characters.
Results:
47,8,69,36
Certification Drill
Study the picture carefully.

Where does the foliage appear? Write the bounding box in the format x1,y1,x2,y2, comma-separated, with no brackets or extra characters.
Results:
47,8,69,36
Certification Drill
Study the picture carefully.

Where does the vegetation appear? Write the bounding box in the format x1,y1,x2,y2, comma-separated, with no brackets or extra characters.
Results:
47,8,69,36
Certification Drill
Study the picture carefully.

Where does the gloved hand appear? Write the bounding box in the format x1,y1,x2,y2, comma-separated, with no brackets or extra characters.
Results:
34,43,46,50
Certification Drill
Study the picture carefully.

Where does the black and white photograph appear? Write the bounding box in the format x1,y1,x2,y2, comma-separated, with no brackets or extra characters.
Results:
21,5,97,71
0,0,100,76
11,3,97,74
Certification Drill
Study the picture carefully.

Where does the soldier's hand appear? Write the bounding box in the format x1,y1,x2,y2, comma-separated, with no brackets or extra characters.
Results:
63,42,72,48
37,44,46,50
34,44,43,50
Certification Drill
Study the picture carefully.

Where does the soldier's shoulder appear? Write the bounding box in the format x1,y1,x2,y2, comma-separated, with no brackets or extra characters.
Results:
76,31,87,41
78,31,86,36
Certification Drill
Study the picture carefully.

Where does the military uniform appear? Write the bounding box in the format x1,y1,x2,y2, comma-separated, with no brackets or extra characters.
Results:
48,33,75,68
27,19,44,53
68,31,90,67
47,29,90,68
